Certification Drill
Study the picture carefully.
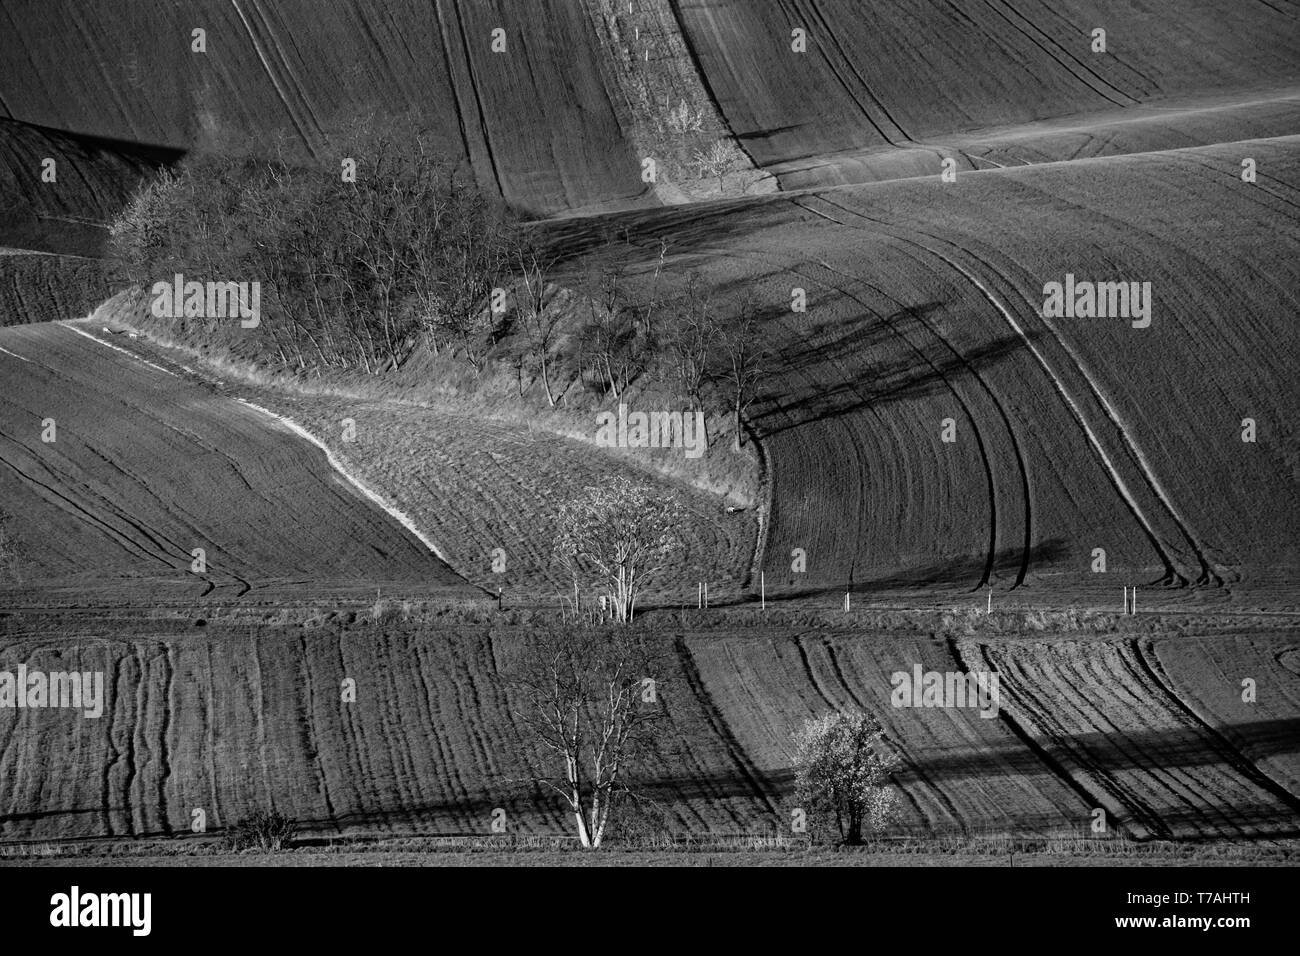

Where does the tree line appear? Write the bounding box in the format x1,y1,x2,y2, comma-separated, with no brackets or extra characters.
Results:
108,122,772,449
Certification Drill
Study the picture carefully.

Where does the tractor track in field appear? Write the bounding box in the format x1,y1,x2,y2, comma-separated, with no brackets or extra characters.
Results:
959,639,1163,840
790,205,1032,590
1132,636,1300,819
983,0,1135,108
794,0,905,146
624,229,1013,591
229,0,319,157
807,192,1216,589
675,638,781,817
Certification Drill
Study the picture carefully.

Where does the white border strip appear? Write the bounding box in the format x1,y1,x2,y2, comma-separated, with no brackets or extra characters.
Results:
60,323,179,378
234,398,451,563
0,345,30,363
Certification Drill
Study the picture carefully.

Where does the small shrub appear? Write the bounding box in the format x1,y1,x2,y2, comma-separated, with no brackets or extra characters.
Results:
666,99,705,136
369,596,405,626
225,809,297,852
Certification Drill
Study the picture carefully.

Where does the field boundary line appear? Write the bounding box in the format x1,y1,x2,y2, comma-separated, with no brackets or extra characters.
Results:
232,398,460,572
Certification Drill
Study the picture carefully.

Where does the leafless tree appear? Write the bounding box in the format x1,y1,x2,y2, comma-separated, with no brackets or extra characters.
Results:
716,297,770,450
665,274,720,415
553,476,687,624
500,627,667,848
513,247,564,405
692,138,745,194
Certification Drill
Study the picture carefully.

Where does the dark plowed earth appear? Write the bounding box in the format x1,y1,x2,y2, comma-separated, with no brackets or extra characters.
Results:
0,252,112,328
0,322,468,603
0,0,652,216
675,0,1300,186
550,137,1300,603
0,624,773,842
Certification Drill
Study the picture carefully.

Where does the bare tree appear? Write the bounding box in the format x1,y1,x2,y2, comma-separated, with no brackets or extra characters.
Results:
665,274,720,415
513,247,564,405
716,297,770,450
553,476,687,624
692,138,745,194
500,628,667,848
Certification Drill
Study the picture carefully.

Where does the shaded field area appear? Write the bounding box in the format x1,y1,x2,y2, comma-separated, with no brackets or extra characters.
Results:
0,0,651,216
0,251,111,327
675,0,1300,186
0,322,467,603
0,622,775,842
0,622,1295,845
543,135,1300,603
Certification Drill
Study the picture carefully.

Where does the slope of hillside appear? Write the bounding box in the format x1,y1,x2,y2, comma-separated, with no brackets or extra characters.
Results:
0,251,111,327
544,135,1300,602
676,0,1300,183
0,321,468,603
0,0,652,216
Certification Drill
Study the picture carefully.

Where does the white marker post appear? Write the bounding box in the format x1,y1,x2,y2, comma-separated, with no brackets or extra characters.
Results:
761,571,766,611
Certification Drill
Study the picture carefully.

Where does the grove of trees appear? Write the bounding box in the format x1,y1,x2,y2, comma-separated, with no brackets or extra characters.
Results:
107,120,773,447
108,123,517,375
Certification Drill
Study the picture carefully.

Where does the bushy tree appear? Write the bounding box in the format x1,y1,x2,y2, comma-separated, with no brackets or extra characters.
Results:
553,476,687,623
792,711,902,844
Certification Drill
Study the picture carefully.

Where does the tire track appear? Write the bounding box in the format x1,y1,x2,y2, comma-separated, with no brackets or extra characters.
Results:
949,237,1222,586
297,635,338,831
960,640,1158,840
981,0,1134,108
441,0,504,200
794,202,1033,588
674,637,780,817
809,195,1201,586
228,0,318,157
628,229,1001,589
156,642,174,835
1134,636,1300,819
